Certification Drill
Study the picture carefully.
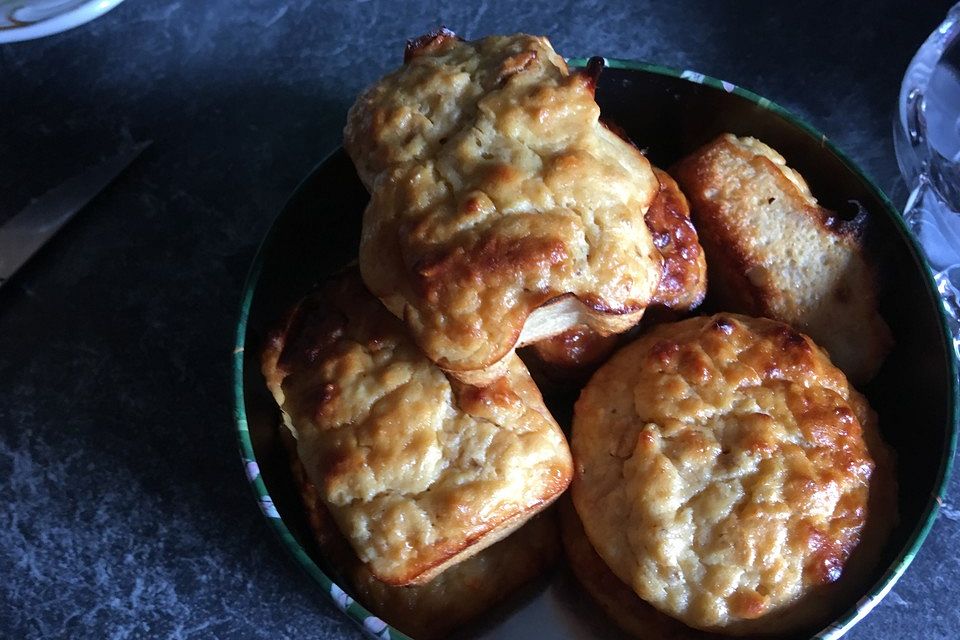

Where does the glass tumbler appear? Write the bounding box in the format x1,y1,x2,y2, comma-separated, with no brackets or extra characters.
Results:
895,2,960,356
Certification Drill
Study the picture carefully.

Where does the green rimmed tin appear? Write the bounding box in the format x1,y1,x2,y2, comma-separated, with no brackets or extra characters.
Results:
233,58,958,639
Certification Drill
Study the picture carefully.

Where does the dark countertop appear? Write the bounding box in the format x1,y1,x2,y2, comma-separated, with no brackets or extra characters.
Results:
1,1,957,638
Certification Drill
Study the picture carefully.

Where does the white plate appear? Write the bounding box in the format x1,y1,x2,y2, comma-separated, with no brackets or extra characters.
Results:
0,0,125,44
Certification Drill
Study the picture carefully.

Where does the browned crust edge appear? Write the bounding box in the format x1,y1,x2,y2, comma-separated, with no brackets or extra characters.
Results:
431,291,646,384
263,271,573,587
560,498,722,640
403,27,461,63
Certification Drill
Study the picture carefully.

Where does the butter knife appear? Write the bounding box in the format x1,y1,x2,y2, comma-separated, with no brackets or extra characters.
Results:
0,140,151,288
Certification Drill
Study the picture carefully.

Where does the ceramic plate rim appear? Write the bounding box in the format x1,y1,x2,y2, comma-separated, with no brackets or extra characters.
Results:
0,0,125,44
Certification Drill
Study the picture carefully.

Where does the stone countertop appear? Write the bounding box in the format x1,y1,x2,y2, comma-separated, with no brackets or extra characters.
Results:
0,1,957,638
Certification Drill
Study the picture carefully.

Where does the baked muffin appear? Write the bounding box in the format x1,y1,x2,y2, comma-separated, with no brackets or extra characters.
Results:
570,314,895,635
262,269,572,586
525,166,707,383
285,427,560,640
345,31,662,385
560,498,721,640
672,134,892,384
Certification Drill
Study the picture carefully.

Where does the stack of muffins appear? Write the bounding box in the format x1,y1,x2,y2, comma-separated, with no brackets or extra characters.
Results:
261,30,897,639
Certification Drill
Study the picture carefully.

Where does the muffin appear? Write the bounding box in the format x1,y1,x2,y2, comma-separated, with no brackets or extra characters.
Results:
570,313,896,635
262,268,572,586
525,166,707,384
644,167,708,311
345,31,662,385
672,134,892,384
285,426,560,640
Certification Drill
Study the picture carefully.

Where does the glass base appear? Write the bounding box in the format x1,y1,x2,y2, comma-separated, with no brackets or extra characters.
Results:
904,180,960,356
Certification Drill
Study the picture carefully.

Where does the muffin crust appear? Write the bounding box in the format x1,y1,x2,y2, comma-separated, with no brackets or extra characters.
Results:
263,269,572,585
672,134,892,384
571,314,887,634
345,32,661,382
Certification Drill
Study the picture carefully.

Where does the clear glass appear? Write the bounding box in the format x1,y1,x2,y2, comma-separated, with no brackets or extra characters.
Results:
895,2,960,356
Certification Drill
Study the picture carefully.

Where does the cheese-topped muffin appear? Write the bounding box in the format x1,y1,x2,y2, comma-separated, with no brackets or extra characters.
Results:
285,427,560,640
262,269,572,586
570,314,894,635
345,31,661,384
672,134,892,384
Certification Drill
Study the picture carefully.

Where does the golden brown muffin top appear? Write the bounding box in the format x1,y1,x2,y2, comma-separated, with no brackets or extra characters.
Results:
262,270,572,586
345,32,661,377
571,314,880,634
285,428,560,640
525,166,707,386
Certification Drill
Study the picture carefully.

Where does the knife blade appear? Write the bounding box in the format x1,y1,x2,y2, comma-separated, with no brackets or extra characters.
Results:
0,140,152,288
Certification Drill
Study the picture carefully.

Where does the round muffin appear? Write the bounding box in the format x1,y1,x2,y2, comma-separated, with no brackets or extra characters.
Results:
560,498,722,640
571,313,893,635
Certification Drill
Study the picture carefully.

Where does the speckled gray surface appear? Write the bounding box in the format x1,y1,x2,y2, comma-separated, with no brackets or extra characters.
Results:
0,1,958,638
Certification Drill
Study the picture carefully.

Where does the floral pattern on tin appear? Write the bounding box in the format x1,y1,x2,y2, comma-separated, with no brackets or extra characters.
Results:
363,616,392,639
258,496,280,519
329,582,354,611
244,459,260,483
